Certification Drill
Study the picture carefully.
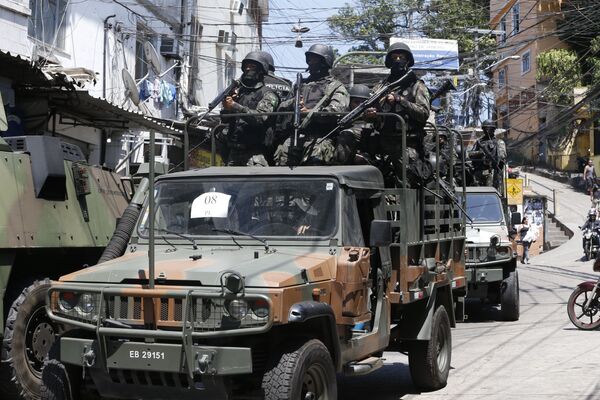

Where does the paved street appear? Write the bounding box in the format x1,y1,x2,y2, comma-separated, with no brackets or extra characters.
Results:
339,172,600,400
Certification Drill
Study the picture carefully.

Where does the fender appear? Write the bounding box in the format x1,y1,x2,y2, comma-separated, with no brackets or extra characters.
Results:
577,281,598,291
288,301,341,369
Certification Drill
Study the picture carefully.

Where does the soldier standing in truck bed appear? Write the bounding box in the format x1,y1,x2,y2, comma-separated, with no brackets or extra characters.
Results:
470,119,506,190
220,51,280,166
274,44,349,166
364,42,432,187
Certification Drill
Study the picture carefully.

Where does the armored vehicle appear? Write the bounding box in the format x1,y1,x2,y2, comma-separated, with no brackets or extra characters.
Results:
41,162,467,399
0,132,131,399
463,186,520,320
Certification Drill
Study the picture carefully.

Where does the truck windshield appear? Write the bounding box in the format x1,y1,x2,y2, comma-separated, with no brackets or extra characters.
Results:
465,193,503,224
139,179,338,239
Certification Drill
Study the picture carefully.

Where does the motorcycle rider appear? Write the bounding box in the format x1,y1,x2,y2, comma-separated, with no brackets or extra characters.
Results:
581,208,600,259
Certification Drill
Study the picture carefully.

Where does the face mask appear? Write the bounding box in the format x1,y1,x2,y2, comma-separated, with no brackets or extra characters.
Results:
242,70,261,86
391,60,408,76
307,62,328,77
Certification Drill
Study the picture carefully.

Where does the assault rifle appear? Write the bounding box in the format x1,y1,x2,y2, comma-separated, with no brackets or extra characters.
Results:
208,79,241,110
468,142,502,173
316,69,417,145
292,72,303,149
429,79,457,112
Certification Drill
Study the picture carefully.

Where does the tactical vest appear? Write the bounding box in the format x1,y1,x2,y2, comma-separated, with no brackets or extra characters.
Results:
227,83,272,149
264,74,292,101
379,79,426,140
299,76,342,137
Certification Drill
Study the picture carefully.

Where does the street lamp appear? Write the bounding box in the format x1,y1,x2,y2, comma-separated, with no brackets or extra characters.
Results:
482,55,521,72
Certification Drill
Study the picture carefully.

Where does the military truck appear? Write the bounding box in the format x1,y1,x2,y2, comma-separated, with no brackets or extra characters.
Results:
0,104,131,398
462,186,520,320
39,158,468,399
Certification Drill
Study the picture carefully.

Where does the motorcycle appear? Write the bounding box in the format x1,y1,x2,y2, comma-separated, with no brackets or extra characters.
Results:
567,258,600,330
581,226,600,261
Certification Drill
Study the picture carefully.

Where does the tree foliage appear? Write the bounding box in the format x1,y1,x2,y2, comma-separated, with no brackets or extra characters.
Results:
536,49,582,106
327,0,493,60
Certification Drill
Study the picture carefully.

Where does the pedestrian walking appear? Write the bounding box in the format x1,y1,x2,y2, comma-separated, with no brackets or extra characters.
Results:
519,216,532,264
584,159,596,200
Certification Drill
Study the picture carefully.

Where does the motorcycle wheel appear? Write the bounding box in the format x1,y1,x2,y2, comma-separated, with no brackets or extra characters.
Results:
585,242,592,261
567,286,600,330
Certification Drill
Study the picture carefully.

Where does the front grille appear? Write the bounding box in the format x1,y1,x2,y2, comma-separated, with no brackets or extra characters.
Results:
108,369,195,388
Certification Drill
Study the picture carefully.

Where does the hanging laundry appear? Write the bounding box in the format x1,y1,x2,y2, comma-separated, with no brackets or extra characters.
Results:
159,80,177,107
138,80,153,102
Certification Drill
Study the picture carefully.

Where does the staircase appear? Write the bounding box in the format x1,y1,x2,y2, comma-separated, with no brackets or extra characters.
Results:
544,213,573,250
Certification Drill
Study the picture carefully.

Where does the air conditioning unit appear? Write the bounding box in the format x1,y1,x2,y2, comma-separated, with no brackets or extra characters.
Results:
160,35,181,59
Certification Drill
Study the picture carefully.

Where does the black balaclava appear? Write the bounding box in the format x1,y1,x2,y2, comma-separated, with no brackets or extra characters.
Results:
390,58,409,78
241,62,263,87
307,59,329,79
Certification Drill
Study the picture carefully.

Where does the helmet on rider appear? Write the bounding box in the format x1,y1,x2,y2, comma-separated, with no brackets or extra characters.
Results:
588,208,597,221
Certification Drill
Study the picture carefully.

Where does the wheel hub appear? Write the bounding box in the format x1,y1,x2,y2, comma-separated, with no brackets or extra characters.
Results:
32,322,55,362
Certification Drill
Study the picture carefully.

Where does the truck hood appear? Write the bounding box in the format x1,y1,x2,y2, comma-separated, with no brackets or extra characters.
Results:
59,247,337,288
466,224,509,246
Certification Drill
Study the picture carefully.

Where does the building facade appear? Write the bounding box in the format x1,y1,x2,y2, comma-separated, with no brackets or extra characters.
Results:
489,0,590,170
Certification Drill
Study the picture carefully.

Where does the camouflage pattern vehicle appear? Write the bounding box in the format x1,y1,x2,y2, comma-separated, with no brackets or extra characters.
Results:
40,159,467,399
463,186,520,320
0,129,131,399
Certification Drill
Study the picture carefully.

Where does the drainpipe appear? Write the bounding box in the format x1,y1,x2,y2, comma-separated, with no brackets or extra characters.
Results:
103,14,116,99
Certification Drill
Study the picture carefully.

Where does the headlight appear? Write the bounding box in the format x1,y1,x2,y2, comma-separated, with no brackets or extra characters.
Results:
225,299,248,320
251,299,269,318
59,292,78,312
77,293,96,314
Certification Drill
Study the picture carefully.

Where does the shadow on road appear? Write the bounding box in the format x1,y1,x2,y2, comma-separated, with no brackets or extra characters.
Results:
463,300,503,322
337,363,421,399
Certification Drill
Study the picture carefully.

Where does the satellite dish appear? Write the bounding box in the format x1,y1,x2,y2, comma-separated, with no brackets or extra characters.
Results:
0,91,7,131
121,69,140,106
143,41,162,75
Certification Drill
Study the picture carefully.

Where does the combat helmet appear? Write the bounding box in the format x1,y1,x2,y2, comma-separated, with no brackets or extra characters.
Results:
385,42,415,68
349,84,371,100
305,44,335,68
482,119,497,129
261,51,276,72
241,51,271,74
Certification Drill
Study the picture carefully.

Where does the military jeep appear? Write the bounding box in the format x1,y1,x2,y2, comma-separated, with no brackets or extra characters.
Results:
41,164,466,399
463,186,519,320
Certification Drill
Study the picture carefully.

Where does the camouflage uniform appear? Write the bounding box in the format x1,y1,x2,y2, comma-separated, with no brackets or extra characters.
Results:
220,51,280,167
274,44,349,166
372,77,431,187
470,120,507,190
471,136,507,189
424,131,457,180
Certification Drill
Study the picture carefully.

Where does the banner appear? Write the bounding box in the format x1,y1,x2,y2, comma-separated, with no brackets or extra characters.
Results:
390,37,459,70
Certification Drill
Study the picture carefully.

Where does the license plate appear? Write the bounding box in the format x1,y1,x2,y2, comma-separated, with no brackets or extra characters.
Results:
106,342,183,372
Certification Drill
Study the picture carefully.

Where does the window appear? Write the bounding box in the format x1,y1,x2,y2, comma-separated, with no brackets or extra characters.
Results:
28,0,68,49
500,16,507,44
498,68,506,88
512,4,520,34
135,23,158,80
521,51,531,74
217,30,229,44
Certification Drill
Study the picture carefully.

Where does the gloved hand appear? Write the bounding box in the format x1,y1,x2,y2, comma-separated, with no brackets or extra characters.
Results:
287,144,304,167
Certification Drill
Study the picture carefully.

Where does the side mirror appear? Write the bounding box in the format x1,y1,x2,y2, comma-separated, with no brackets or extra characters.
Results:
510,212,522,226
370,220,392,247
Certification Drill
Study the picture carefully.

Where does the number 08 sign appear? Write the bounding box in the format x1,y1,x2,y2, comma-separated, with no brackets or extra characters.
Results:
191,192,231,218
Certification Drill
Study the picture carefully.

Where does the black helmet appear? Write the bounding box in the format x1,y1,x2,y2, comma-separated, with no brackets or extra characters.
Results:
305,44,335,68
349,84,371,100
241,51,270,74
261,51,275,72
385,42,415,68
482,119,497,130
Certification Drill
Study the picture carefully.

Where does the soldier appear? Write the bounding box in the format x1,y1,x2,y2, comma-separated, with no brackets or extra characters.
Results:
425,130,457,180
364,42,432,187
274,44,349,166
470,119,507,190
335,84,376,164
220,51,280,166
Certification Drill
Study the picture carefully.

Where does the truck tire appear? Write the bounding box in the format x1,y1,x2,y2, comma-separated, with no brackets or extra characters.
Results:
2,279,60,400
501,270,520,321
39,341,81,400
408,305,452,391
262,339,337,400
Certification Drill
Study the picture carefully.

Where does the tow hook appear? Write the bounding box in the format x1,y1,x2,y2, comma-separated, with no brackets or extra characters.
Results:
81,346,96,379
197,352,216,375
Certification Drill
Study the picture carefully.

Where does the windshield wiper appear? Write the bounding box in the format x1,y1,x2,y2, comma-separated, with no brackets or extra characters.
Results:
153,228,198,250
212,228,269,252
